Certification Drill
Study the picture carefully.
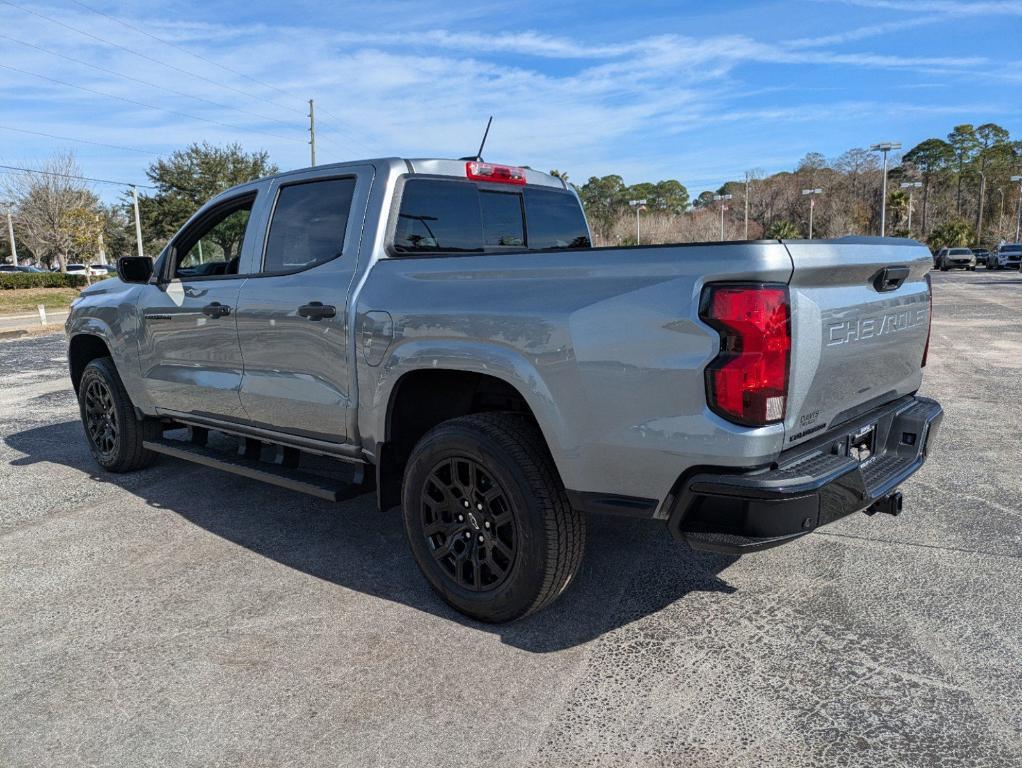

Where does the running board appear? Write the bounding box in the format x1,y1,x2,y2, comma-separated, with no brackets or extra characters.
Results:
142,437,373,502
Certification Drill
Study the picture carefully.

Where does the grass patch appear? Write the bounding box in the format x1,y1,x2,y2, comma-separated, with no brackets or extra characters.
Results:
0,287,82,314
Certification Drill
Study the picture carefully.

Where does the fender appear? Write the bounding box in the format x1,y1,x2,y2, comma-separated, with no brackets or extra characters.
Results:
66,289,155,414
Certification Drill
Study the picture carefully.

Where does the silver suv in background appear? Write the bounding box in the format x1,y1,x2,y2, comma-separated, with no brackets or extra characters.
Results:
935,246,976,271
988,243,1022,270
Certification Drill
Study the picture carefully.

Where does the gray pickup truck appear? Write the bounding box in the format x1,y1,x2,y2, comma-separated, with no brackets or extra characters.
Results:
66,158,943,622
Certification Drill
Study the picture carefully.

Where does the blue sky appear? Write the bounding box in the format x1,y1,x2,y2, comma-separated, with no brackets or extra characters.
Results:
2,0,1020,202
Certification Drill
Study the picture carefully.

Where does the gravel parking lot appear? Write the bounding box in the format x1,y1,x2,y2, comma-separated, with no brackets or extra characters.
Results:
2,269,1020,767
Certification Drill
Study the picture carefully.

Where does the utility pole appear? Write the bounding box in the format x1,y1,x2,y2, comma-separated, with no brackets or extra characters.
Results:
308,98,316,167
801,188,822,239
900,181,922,235
3,201,16,264
628,199,646,244
870,142,901,237
1012,175,1022,243
744,171,751,240
130,185,144,259
714,194,732,241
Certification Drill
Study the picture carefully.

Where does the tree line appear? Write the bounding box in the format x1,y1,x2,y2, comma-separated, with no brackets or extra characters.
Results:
573,122,1021,249
2,122,1019,271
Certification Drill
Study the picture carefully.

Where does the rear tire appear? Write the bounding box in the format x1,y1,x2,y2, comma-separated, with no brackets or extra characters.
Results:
401,412,586,623
78,357,160,473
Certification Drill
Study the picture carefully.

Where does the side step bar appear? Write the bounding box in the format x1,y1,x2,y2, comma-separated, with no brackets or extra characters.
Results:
143,437,374,502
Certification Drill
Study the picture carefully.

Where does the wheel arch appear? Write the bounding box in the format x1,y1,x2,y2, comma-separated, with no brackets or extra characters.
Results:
373,362,572,513
68,333,114,395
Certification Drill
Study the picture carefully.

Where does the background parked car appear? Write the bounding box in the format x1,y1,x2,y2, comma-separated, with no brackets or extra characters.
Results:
971,248,991,266
64,263,109,277
988,243,1022,270
935,246,977,271
0,264,45,273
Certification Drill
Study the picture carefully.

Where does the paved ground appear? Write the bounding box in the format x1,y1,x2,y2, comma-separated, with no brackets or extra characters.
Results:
1,269,1020,767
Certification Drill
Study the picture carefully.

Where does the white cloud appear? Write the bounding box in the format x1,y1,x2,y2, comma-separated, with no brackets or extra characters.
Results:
0,0,1018,200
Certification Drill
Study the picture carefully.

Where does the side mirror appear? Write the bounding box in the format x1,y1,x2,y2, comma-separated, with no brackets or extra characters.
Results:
116,256,153,284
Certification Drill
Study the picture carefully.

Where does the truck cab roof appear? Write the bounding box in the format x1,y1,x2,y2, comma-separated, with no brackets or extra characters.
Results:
215,158,569,203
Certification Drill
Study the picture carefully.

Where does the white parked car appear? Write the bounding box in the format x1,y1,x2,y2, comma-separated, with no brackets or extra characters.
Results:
987,243,1022,270
65,263,109,277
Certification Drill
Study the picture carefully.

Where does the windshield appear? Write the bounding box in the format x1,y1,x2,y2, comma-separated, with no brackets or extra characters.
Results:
949,248,972,255
999,245,1022,254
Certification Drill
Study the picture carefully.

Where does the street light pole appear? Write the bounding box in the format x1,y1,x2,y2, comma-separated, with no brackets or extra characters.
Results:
628,199,646,244
1013,175,1022,243
870,142,901,237
900,181,922,235
714,194,732,241
308,98,317,167
975,170,987,244
3,201,16,264
801,188,822,239
744,171,752,240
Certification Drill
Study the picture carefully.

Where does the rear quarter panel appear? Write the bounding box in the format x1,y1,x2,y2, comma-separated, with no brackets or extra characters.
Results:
356,243,792,507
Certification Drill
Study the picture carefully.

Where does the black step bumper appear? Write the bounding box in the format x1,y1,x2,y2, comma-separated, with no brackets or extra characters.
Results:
668,395,943,554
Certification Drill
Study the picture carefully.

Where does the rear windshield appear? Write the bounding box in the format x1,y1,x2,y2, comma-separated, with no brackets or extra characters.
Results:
392,178,590,255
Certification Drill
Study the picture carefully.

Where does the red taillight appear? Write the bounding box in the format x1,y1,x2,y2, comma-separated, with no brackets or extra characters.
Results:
922,273,932,367
700,284,791,426
465,161,527,185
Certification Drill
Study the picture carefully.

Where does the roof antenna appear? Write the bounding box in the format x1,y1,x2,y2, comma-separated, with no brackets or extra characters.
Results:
460,116,493,162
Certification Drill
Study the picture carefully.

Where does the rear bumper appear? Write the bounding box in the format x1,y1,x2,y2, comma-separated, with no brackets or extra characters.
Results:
668,395,943,554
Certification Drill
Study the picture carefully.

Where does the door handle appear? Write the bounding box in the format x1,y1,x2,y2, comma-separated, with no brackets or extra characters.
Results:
298,301,336,321
202,302,231,318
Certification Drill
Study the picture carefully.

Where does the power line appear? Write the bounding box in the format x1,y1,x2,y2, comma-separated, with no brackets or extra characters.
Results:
0,32,300,133
0,62,305,145
0,163,156,189
68,0,303,106
61,0,380,157
0,0,303,118
0,125,160,156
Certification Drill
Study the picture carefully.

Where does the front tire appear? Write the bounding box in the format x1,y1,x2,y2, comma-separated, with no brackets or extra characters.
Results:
78,357,160,472
401,413,586,623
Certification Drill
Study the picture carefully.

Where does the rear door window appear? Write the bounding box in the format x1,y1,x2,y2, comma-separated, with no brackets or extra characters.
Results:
263,177,356,272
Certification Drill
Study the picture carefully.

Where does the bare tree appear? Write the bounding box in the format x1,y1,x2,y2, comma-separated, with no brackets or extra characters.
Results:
2,152,99,272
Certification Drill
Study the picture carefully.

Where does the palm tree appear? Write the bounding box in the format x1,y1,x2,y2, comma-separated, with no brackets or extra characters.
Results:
766,220,801,239
927,218,974,250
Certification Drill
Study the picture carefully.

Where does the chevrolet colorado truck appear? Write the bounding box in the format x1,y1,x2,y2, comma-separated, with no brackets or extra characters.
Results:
66,158,943,622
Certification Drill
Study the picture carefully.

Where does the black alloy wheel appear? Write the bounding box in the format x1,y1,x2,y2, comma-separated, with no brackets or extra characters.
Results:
401,412,586,623
420,456,517,592
83,377,119,460
77,356,160,472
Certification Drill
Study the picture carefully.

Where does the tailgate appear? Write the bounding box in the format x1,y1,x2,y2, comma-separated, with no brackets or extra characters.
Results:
782,238,932,448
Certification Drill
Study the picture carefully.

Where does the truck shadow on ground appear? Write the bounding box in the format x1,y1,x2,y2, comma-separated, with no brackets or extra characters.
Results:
6,420,739,653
